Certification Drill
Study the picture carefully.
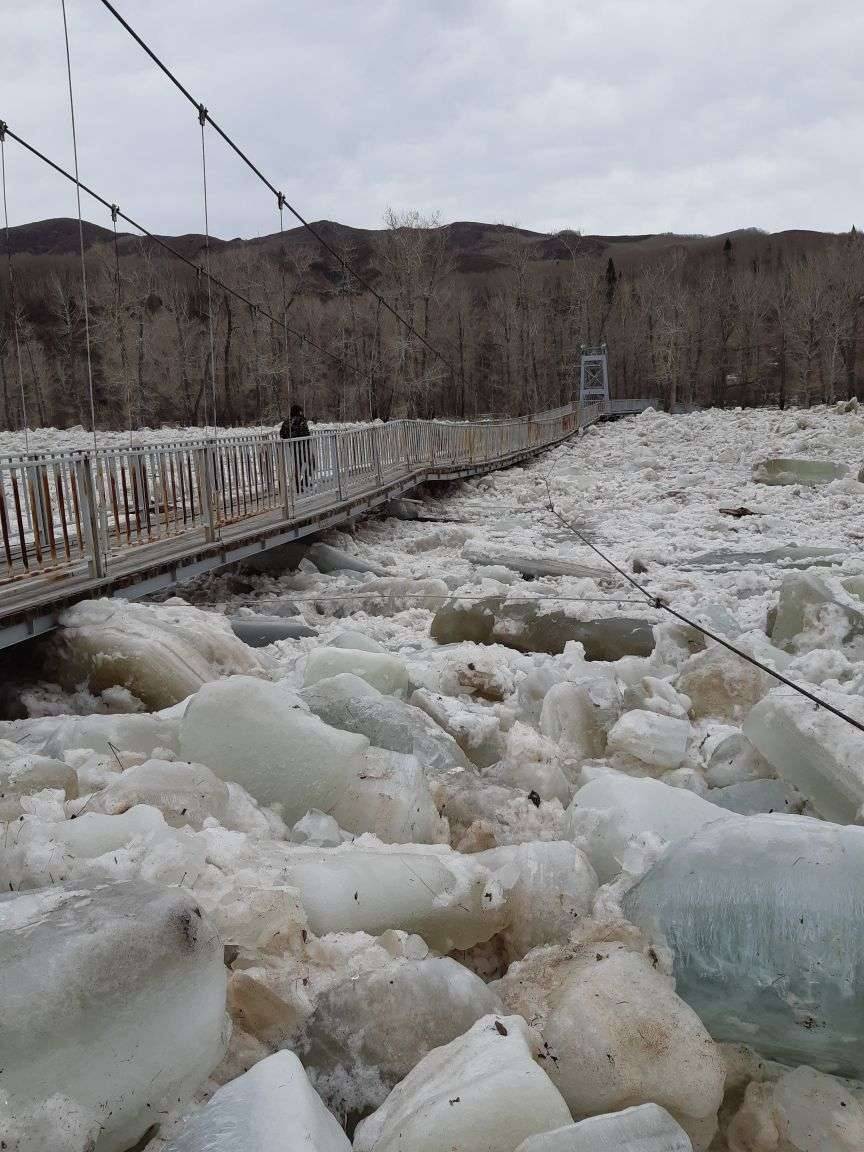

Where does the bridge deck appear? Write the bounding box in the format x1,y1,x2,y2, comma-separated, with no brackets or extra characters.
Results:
0,399,654,648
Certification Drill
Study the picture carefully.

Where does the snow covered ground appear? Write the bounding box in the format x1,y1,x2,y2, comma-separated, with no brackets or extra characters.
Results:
3,403,864,1151
0,418,357,458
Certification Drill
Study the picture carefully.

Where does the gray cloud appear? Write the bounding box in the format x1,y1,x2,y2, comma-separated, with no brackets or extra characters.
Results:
2,0,861,239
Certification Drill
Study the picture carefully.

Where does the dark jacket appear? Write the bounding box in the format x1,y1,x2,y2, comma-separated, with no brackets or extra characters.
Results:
280,413,310,439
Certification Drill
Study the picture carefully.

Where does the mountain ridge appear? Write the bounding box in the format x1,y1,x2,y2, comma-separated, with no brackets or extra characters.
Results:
6,216,842,275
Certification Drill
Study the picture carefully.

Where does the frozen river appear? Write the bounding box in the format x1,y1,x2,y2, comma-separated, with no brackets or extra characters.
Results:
3,403,864,1151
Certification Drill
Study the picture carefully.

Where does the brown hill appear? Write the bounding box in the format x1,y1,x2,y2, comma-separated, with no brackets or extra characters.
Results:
8,216,841,275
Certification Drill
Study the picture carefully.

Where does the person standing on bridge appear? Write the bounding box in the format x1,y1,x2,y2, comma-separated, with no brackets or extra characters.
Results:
280,404,314,493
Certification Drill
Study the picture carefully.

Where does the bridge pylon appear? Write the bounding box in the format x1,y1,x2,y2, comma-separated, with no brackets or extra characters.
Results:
579,343,610,406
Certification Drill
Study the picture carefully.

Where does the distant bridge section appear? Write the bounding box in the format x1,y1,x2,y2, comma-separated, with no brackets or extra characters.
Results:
0,398,654,649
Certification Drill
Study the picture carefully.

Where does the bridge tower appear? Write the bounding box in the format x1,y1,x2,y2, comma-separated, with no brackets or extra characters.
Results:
579,343,609,406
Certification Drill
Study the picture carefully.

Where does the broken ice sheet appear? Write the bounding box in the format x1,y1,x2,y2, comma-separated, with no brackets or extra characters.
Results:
564,772,729,883
726,1064,864,1152
304,646,411,695
681,545,847,571
460,538,608,580
475,840,598,959
229,614,318,644
162,1050,351,1151
53,597,266,709
330,746,449,844
605,708,690,771
752,457,850,486
86,758,230,828
514,1104,693,1151
299,955,501,1118
302,672,471,777
744,687,864,823
770,570,864,656
179,675,370,823
624,814,864,1076
497,941,724,1144
352,1015,572,1152
283,840,507,951
431,594,656,659
0,880,227,1152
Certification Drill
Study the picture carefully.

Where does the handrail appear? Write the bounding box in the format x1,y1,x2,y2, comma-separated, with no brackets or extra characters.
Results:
0,398,656,588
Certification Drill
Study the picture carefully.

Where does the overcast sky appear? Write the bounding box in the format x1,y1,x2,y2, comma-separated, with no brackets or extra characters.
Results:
2,0,862,242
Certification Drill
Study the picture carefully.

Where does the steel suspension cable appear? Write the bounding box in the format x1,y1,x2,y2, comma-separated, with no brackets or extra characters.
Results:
95,0,458,380
0,125,366,389
110,204,133,443
198,105,218,437
0,124,29,454
277,194,293,419
61,0,97,455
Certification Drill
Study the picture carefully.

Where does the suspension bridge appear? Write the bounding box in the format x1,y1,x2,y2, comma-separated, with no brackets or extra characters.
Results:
0,3,655,650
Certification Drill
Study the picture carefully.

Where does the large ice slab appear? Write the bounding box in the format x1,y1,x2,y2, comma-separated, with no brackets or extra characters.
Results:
411,687,505,768
681,545,847,572
486,721,571,804
606,708,690,771
477,841,598,958
709,778,803,815
769,571,864,656
301,674,471,777
498,943,724,1139
304,647,410,695
704,731,773,788
322,576,449,616
306,541,389,575
229,615,318,644
0,881,227,1152
285,842,506,951
539,681,613,763
87,758,230,828
0,804,207,893
461,538,607,580
1,710,182,759
54,597,265,709
623,814,864,1076
163,1050,350,1152
431,595,655,659
179,676,369,824
727,1064,864,1152
565,773,729,882
0,1093,104,1152
623,675,691,720
0,754,78,820
514,1104,693,1151
300,956,501,1117
743,687,864,822
676,644,772,721
330,747,448,843
430,594,501,645
752,457,849,485
326,629,387,653
352,1015,572,1152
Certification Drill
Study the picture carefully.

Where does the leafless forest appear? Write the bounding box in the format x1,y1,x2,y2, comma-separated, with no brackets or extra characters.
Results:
2,211,863,430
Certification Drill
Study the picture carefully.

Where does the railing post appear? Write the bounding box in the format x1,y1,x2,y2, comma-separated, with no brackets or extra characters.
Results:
201,445,218,543
334,434,344,500
282,439,295,520
373,427,383,488
77,456,106,579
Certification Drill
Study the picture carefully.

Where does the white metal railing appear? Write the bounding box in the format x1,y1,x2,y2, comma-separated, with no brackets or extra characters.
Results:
0,398,655,585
